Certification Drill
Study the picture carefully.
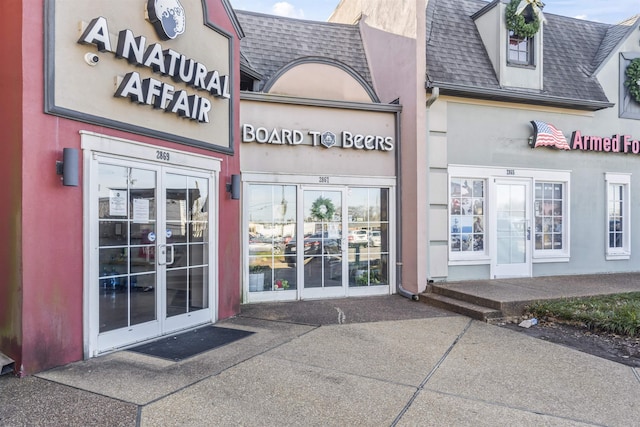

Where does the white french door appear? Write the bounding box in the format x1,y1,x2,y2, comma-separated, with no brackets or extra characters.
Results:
491,178,532,278
87,147,216,355
299,188,348,299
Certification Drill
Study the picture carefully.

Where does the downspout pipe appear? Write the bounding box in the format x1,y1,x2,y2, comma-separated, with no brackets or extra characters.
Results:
426,87,439,107
395,106,419,301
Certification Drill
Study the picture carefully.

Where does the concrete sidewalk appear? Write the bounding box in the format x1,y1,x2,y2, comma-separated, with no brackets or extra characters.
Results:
1,294,639,426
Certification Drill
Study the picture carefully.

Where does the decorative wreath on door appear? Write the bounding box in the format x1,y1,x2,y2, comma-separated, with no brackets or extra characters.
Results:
505,0,543,39
310,196,335,222
625,58,640,104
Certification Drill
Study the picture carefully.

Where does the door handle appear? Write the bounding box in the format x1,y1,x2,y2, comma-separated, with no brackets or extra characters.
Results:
167,244,175,265
526,226,531,241
157,244,167,265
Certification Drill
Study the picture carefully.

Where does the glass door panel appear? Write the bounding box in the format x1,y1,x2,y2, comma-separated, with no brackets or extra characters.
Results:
493,180,531,278
95,159,214,352
97,163,158,341
301,189,345,298
163,172,211,332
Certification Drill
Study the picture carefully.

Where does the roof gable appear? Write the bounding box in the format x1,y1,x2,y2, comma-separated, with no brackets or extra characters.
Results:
425,0,638,111
236,10,374,95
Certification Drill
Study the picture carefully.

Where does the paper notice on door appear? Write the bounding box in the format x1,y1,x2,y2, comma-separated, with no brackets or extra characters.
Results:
109,190,127,216
133,198,150,223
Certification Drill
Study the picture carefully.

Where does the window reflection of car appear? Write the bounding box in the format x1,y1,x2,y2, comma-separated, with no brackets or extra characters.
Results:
285,232,341,265
368,231,381,247
348,229,369,247
249,235,283,254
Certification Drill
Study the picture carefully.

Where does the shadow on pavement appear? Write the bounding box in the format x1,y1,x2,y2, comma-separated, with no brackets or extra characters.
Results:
238,294,453,326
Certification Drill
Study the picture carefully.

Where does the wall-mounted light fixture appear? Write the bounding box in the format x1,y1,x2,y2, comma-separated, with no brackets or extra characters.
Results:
55,148,79,187
226,174,240,200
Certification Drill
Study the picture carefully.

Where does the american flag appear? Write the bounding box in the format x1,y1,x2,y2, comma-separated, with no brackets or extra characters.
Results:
531,121,570,150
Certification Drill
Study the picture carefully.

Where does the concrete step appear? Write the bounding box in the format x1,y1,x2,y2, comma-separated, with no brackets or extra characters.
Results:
429,284,503,310
421,293,503,321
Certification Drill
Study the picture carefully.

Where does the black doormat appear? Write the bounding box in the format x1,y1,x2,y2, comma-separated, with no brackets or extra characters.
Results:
127,326,254,361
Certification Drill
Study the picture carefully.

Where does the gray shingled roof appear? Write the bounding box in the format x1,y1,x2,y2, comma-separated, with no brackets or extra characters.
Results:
426,0,637,110
235,10,374,94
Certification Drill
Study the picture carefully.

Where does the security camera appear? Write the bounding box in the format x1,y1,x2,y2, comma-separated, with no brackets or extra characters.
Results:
84,53,99,66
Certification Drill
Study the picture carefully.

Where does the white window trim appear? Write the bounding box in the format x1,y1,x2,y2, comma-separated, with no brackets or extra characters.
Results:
605,172,631,260
448,165,571,265
447,175,490,264
532,180,570,261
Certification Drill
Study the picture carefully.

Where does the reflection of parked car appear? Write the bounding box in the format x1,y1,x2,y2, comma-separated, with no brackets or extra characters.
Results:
348,229,369,246
249,235,283,254
285,232,341,265
368,231,381,247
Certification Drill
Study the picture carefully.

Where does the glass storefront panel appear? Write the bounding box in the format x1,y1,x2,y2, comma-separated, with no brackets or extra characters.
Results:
450,178,485,253
248,185,297,292
534,182,564,251
348,188,389,287
246,182,392,298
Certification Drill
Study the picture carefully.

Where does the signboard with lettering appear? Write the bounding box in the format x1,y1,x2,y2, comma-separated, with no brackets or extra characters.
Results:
529,121,640,155
241,124,394,152
45,0,234,153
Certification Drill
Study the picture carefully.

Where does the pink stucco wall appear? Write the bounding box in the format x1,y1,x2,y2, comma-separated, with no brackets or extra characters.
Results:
2,0,242,375
0,0,24,373
357,21,429,294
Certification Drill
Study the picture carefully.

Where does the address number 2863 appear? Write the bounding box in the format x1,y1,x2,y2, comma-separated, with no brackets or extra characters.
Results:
156,150,170,162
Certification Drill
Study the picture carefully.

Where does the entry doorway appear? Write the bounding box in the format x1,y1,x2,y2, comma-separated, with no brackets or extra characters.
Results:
491,178,532,278
244,177,394,303
300,188,347,299
83,135,219,356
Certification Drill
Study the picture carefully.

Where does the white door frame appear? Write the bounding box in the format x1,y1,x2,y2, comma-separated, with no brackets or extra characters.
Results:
81,131,221,358
490,177,532,279
299,186,348,300
161,167,215,334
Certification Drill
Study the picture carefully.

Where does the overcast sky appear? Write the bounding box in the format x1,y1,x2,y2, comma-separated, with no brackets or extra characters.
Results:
229,0,639,24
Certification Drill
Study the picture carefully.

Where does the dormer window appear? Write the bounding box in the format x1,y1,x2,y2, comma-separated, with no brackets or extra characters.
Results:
508,31,534,66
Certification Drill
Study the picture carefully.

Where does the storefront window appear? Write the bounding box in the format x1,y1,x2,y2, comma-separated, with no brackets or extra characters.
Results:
348,188,389,287
450,178,485,254
247,185,297,292
605,173,631,260
534,182,564,251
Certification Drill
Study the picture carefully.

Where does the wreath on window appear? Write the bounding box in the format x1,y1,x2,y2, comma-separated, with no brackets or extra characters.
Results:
310,196,335,222
625,58,640,104
505,0,543,39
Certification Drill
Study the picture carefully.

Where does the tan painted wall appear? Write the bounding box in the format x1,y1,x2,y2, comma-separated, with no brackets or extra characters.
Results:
52,0,231,150
268,63,373,102
240,99,396,177
330,0,417,38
